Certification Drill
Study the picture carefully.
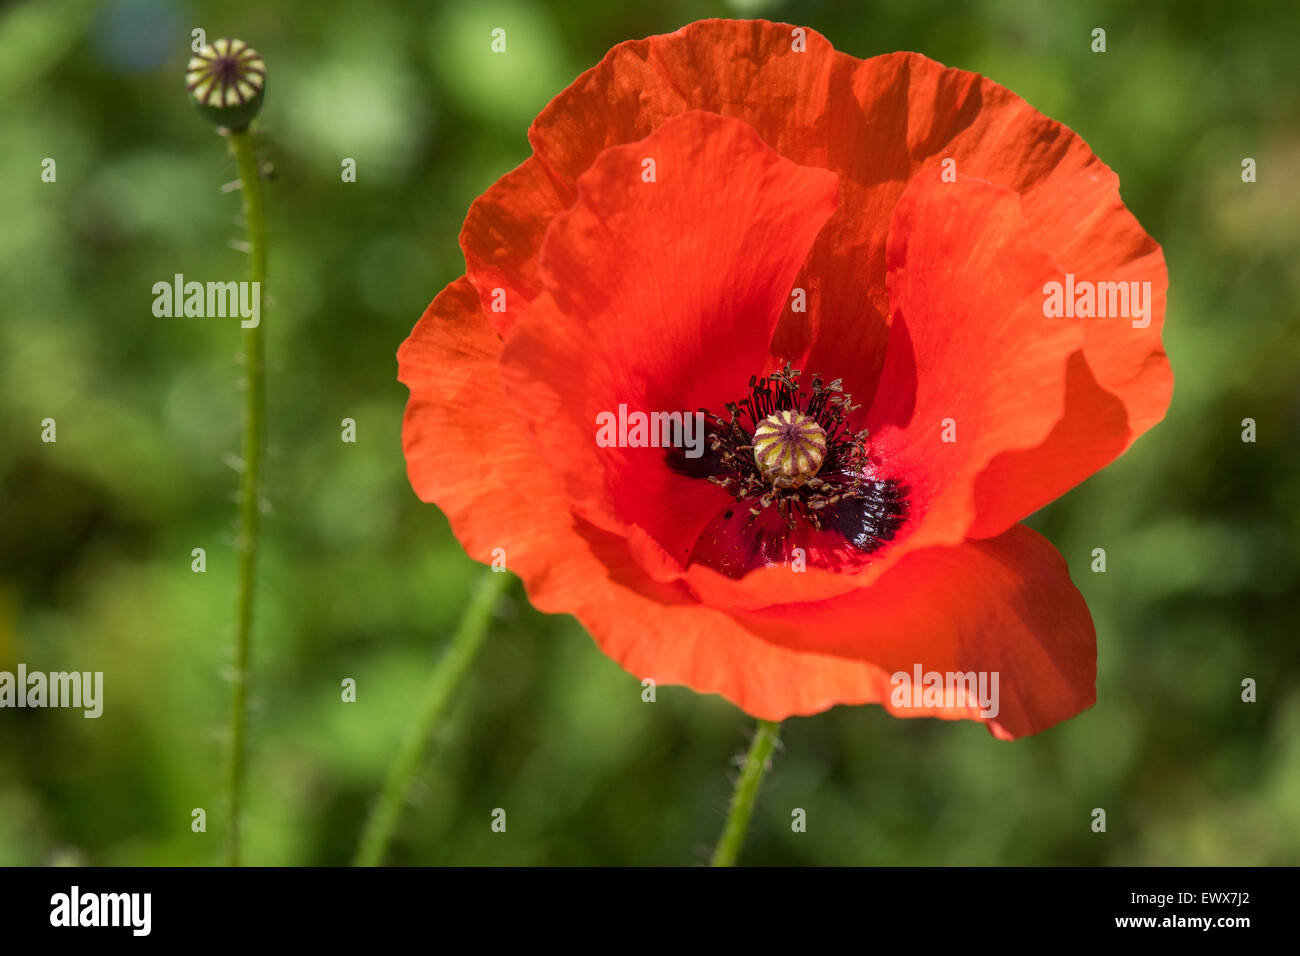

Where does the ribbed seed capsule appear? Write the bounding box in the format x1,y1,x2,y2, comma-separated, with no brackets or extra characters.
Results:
186,38,266,130
753,410,827,485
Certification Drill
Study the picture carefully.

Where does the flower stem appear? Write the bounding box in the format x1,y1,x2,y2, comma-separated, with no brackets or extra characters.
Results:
710,719,782,867
354,570,512,867
225,127,267,867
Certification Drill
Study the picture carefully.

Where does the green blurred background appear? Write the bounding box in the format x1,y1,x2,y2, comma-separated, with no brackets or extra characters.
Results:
1,0,1297,865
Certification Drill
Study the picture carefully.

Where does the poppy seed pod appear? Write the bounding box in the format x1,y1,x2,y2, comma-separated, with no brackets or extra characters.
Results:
753,409,828,485
186,38,265,131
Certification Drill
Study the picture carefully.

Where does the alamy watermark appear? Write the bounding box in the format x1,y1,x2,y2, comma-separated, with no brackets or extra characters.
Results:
152,273,260,327
595,404,706,458
0,665,102,718
50,886,150,936
1043,273,1152,328
890,664,1000,719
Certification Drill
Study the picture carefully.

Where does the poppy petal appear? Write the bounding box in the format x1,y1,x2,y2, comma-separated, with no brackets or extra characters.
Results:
733,523,1097,739
399,278,538,561
528,20,892,397
516,20,1169,444
865,174,1086,559
499,110,839,577
460,157,569,336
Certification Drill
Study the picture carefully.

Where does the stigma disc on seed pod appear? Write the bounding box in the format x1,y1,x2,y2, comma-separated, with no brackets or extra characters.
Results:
752,409,828,486
186,38,266,130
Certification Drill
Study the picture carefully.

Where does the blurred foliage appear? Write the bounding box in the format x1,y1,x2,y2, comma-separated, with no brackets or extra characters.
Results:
0,0,1297,865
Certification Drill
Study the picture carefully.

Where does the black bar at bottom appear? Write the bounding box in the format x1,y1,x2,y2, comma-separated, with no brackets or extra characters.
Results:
0,865,1278,941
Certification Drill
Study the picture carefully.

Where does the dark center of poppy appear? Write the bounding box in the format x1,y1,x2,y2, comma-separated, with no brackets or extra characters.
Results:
668,364,908,558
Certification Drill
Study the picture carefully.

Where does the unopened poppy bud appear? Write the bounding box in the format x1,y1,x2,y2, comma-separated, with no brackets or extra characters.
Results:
186,38,266,131
753,410,827,485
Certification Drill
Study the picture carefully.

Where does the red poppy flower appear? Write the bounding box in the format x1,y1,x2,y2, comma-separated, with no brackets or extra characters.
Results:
398,19,1171,739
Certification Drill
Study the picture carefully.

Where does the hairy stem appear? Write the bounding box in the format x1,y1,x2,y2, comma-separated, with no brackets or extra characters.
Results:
355,570,511,866
710,719,782,867
225,127,266,867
